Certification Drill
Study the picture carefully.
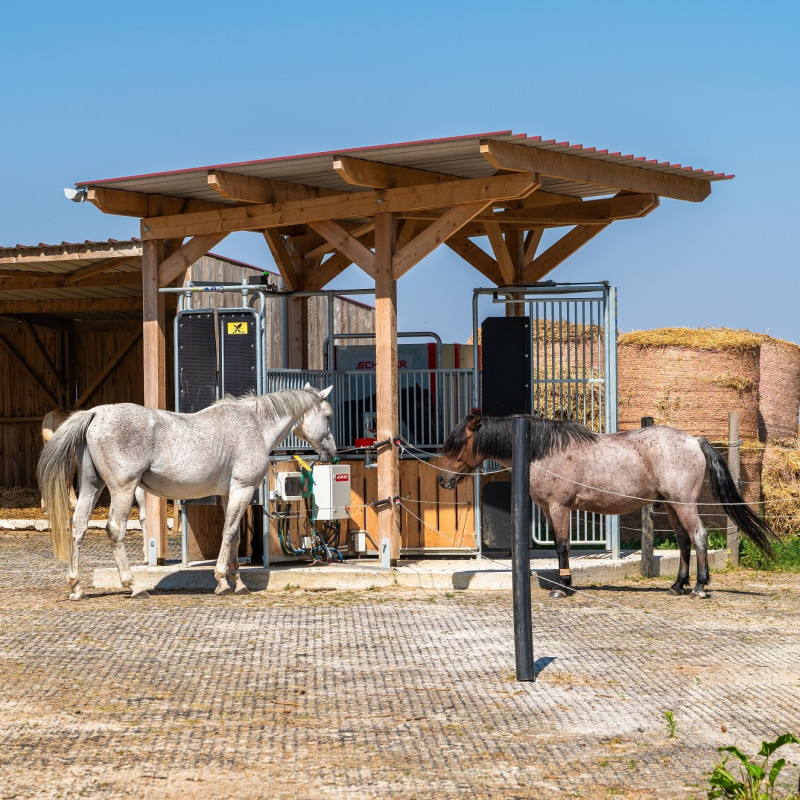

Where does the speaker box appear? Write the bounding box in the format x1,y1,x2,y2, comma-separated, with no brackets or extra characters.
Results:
480,316,531,416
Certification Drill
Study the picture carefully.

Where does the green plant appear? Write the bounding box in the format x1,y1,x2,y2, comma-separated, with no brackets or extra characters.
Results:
707,733,799,799
665,710,677,738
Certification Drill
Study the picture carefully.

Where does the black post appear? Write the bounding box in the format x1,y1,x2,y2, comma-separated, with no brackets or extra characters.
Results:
511,415,535,682
640,416,655,578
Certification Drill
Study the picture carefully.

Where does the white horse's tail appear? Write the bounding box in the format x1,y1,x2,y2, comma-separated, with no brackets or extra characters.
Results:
37,410,95,561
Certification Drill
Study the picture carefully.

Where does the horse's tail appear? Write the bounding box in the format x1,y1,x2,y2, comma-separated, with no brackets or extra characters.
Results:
37,410,95,561
698,437,777,558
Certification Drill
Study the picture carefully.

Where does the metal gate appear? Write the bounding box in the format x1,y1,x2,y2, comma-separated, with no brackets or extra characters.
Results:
472,283,620,557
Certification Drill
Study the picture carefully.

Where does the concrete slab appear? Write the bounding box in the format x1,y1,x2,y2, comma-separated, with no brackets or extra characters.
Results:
92,548,731,593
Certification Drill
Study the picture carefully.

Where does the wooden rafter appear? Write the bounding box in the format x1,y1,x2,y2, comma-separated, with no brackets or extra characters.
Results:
22,318,67,401
158,234,228,286
304,222,374,259
0,244,141,265
483,221,516,284
333,155,457,188
480,139,710,202
524,229,544,263
141,172,540,240
444,238,503,285
303,251,354,293
307,220,376,278
87,187,227,218
523,224,611,282
63,255,140,286
0,297,145,315
263,230,301,290
0,271,141,292
393,201,492,279
208,170,340,204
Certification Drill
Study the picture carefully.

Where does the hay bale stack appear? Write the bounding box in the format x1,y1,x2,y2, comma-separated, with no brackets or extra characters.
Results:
618,328,762,441
762,443,800,535
758,338,800,441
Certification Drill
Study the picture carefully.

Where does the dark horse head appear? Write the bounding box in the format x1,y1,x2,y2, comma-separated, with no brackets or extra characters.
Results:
438,413,490,490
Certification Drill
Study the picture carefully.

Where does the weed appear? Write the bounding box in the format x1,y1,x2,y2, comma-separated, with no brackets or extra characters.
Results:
665,710,677,739
707,732,799,799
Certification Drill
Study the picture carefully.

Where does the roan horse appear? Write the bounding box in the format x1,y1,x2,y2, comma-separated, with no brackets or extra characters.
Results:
38,385,336,600
42,408,149,563
438,413,777,599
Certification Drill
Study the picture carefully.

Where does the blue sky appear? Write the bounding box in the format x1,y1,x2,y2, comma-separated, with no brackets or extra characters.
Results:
2,0,798,344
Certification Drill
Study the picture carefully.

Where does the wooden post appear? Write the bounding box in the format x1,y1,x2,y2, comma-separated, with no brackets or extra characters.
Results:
640,416,655,577
505,230,526,317
374,212,400,564
727,412,740,567
141,236,168,563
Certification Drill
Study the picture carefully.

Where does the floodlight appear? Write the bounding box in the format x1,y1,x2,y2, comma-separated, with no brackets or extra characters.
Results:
63,188,87,202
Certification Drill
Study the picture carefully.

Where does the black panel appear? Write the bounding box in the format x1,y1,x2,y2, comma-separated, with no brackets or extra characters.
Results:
177,313,218,413
480,316,531,416
220,311,258,399
481,481,512,551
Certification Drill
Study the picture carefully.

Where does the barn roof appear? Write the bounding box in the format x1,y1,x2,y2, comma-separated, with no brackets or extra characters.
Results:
74,130,732,205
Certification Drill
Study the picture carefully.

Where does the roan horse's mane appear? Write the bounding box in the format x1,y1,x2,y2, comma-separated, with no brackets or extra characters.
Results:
441,412,598,463
216,388,328,422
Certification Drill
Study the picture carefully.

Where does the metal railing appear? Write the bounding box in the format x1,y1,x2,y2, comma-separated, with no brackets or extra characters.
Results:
264,368,473,453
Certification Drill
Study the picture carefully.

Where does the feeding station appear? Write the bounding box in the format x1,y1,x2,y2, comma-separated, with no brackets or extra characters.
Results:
69,130,731,564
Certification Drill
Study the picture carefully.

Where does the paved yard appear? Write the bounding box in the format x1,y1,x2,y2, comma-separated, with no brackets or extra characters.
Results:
1,530,798,799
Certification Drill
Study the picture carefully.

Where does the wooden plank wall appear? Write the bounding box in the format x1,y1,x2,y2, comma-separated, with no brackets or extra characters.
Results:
267,458,475,561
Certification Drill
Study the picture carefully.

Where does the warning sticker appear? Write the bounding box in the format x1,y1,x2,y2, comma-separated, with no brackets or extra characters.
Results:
226,321,248,335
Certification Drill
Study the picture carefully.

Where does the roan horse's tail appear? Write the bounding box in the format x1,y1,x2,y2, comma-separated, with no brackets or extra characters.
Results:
37,410,95,561
698,438,777,558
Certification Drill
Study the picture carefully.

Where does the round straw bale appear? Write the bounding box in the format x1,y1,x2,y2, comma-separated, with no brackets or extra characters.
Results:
758,338,800,441
618,328,760,441
762,442,800,536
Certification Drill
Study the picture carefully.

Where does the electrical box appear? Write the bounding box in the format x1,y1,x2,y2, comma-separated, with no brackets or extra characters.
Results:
275,471,304,502
312,464,351,520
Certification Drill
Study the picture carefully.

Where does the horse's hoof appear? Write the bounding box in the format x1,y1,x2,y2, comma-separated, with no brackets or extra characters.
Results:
689,589,708,599
668,587,687,596
234,585,251,596
68,592,83,601
215,585,233,597
132,590,151,600
549,588,568,599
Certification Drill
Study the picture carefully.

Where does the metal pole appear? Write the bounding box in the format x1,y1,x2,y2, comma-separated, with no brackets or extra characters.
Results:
511,415,535,682
640,416,655,577
727,412,741,567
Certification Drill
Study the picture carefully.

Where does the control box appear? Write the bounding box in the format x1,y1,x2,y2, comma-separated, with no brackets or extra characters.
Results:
312,464,351,520
275,471,304,502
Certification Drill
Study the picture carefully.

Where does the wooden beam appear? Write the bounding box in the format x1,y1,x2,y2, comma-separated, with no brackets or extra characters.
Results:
0,271,141,292
0,243,141,265
374,212,400,564
22,318,67,402
302,251,354,292
141,172,540,241
74,332,141,408
157,234,228,286
523,224,611,282
86,187,229,218
263,230,301,290
483,221,516,284
303,222,374,259
307,220,376,278
333,155,458,188
393,201,492,279
480,139,710,202
524,229,544,263
0,297,142,315
445,238,503,285
0,333,60,408
207,170,340,204
63,256,140,286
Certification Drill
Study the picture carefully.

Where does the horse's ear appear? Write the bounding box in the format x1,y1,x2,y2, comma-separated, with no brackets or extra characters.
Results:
303,382,313,391
318,385,333,399
467,414,481,431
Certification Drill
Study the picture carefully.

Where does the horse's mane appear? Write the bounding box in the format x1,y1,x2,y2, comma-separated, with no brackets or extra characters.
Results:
216,388,328,421
441,412,598,462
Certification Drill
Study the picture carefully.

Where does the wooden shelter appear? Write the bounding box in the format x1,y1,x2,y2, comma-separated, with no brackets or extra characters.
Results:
69,130,732,563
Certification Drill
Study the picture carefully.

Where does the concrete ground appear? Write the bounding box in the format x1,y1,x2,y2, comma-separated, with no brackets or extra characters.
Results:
1,529,798,800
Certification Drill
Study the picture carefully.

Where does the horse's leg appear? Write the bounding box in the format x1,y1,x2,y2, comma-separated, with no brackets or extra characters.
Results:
547,505,574,599
67,473,104,602
664,505,700,596
135,486,147,563
106,485,148,600
214,487,253,596
668,504,709,598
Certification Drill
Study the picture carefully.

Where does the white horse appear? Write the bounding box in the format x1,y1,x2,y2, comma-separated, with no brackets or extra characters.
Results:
41,407,149,562
38,385,336,600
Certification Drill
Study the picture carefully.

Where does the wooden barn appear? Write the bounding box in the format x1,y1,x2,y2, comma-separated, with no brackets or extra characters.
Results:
23,130,731,565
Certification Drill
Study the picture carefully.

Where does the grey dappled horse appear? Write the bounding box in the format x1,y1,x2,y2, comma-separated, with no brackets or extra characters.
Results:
38,386,336,600
42,407,149,563
438,413,777,599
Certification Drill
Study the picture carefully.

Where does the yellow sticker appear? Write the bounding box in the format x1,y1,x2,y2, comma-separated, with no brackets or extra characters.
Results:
226,321,248,335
